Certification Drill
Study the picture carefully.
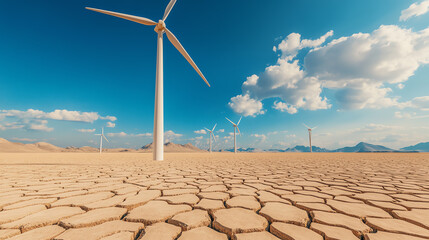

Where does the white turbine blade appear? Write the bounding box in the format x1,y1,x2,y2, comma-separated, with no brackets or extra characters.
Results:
103,134,109,143
86,7,157,26
303,123,310,129
204,127,211,133
225,117,235,125
237,116,242,125
164,27,210,87
212,133,217,143
162,0,177,21
95,134,101,136
212,123,217,132
236,126,241,135
312,126,318,130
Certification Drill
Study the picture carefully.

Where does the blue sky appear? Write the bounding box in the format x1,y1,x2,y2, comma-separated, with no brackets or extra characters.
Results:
1,0,429,150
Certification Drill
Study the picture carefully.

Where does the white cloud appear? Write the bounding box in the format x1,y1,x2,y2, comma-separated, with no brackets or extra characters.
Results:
395,111,429,119
106,122,116,128
135,133,152,137
217,129,225,133
78,129,96,133
12,138,36,142
100,116,117,121
400,0,429,21
28,120,53,132
0,122,24,130
231,24,429,115
228,94,265,117
107,132,127,137
194,129,207,134
275,30,333,58
251,134,267,142
164,130,183,143
409,96,429,110
0,109,116,123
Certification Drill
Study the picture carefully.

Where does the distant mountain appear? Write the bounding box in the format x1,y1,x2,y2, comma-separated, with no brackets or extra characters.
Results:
334,142,394,152
285,145,331,152
401,142,429,152
140,142,206,153
222,147,265,152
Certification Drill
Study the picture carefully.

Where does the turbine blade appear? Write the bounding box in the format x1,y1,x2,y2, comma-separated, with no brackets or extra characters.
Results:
237,116,242,125
225,117,235,125
212,123,217,132
163,0,177,21
236,126,241,135
86,7,157,26
103,134,109,143
303,123,310,129
312,126,318,130
164,27,210,87
212,133,217,143
204,127,211,133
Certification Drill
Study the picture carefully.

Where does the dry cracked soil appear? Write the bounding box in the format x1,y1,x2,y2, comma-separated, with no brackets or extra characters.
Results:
0,152,428,240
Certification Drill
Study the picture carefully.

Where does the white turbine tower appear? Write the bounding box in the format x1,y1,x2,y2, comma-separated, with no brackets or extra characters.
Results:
95,127,109,154
204,124,217,153
226,117,242,153
86,0,210,161
303,124,317,153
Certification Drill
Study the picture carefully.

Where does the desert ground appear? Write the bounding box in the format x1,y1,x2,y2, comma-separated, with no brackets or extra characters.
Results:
0,152,428,240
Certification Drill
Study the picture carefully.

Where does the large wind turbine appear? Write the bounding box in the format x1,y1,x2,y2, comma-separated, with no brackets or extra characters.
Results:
226,117,242,153
86,0,210,161
204,124,217,153
303,124,317,153
95,127,109,154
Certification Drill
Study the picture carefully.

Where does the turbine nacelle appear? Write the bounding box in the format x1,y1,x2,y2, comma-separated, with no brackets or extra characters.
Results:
154,20,166,32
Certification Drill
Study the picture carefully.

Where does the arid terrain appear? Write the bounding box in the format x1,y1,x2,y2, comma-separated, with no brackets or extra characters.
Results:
0,152,428,240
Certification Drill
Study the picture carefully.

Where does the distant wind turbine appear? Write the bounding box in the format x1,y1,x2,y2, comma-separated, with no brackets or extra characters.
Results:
226,117,242,153
303,124,317,153
95,127,109,154
86,0,210,161
204,124,217,153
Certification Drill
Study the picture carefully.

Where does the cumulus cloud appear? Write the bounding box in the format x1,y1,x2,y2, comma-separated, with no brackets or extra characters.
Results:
217,129,225,133
78,129,96,133
107,132,152,137
0,122,24,131
230,24,429,115
106,122,116,128
194,129,207,134
135,133,152,137
164,130,183,143
400,0,429,21
228,94,265,117
275,30,333,57
100,116,117,122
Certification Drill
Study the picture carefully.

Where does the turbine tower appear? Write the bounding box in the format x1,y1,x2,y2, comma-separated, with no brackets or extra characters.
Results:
204,124,217,153
303,124,317,153
226,117,242,153
95,127,109,154
86,0,210,161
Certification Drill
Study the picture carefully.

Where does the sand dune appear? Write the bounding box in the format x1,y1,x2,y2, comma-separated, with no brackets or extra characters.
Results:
0,138,205,153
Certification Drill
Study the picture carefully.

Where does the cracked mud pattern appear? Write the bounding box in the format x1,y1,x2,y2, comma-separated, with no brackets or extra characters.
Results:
0,152,428,240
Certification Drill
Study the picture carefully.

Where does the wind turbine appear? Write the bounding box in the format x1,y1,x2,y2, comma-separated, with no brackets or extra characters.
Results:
95,127,109,154
303,124,317,153
204,124,217,153
226,117,242,153
86,0,210,161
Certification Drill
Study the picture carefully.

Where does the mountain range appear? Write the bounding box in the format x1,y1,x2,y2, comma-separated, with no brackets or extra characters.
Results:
0,137,428,153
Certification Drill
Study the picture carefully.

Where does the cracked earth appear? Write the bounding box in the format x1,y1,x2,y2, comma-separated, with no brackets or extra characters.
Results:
0,152,428,240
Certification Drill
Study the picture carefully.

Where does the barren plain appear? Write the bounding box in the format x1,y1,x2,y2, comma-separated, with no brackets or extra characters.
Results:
0,152,428,240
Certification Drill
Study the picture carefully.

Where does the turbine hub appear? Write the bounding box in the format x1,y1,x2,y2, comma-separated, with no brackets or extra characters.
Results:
154,20,166,32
